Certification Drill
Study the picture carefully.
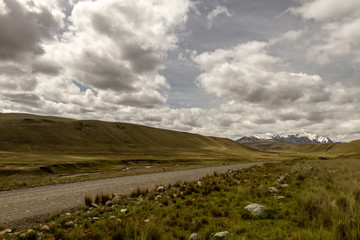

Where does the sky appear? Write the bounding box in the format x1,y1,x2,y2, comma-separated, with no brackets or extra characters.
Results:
0,0,359,142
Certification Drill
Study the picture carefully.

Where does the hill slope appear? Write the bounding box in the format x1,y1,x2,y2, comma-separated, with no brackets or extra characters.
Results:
0,113,257,158
244,140,360,155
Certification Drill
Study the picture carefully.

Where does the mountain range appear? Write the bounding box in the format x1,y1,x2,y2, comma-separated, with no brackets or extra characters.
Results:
237,133,333,144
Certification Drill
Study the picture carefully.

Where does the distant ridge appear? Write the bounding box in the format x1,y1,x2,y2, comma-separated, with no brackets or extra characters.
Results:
237,133,333,144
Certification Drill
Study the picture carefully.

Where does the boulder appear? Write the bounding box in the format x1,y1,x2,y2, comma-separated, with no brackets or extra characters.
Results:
65,221,73,227
111,195,120,204
40,225,50,232
214,231,229,238
157,186,165,192
277,176,285,184
0,229,12,236
189,233,199,240
244,203,266,216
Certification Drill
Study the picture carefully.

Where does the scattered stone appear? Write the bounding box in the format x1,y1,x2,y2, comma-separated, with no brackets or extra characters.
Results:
309,167,314,171
277,196,285,200
65,221,73,227
280,184,289,188
40,225,50,232
106,200,112,206
156,195,162,199
258,184,263,190
244,203,266,216
91,203,98,207
214,231,229,238
92,217,99,220
0,229,12,236
27,229,33,233
330,199,337,208
110,216,116,220
197,181,203,186
189,232,199,240
65,212,71,216
38,232,45,240
277,176,285,184
120,208,128,213
157,186,165,192
111,195,120,204
144,219,150,223
268,187,278,193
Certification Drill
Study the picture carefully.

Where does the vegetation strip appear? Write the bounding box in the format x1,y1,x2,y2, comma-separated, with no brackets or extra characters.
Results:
0,163,263,228
1,158,359,239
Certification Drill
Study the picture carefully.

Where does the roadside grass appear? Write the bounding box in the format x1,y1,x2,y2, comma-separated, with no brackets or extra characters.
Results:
0,150,272,191
3,158,360,239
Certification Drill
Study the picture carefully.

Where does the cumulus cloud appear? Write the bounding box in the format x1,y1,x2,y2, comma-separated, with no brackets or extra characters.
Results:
1,0,359,143
192,40,360,141
207,5,231,29
288,0,360,64
0,0,191,114
194,41,330,107
0,0,64,61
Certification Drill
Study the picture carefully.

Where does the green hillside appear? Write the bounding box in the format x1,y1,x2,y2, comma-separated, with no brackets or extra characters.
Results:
0,113,258,157
244,140,360,156
0,113,265,190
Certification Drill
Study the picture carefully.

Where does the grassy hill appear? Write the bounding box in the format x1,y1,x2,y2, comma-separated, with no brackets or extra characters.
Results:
0,113,256,157
0,113,264,190
244,140,360,156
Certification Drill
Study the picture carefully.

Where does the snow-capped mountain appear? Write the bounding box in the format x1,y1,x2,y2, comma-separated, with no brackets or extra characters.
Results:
237,133,333,144
236,136,266,142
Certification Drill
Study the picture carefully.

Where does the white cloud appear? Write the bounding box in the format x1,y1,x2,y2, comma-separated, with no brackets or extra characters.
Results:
289,0,360,21
207,5,231,29
0,0,191,114
194,41,329,106
288,0,360,64
192,40,360,142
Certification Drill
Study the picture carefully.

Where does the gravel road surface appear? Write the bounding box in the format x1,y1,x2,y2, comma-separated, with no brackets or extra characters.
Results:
0,162,264,228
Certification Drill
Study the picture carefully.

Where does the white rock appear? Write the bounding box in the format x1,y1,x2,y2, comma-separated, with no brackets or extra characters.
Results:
189,232,199,240
40,225,50,232
268,187,278,193
330,200,337,208
280,184,289,188
157,186,165,192
144,219,150,223
197,181,203,186
0,229,12,236
121,209,128,213
277,176,285,184
244,203,266,216
277,196,285,200
214,231,229,238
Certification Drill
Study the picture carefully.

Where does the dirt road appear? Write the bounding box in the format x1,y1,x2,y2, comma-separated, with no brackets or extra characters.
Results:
0,162,264,227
